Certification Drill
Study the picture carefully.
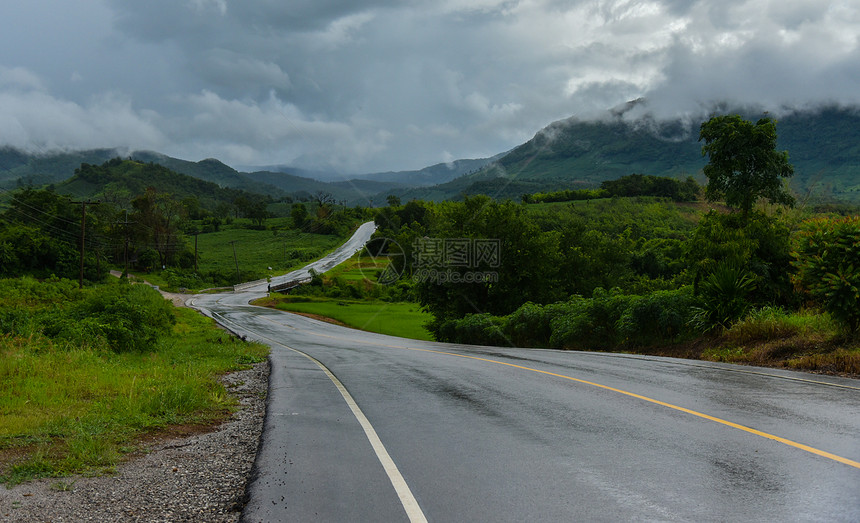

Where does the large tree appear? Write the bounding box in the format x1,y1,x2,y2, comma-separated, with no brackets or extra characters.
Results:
699,115,795,218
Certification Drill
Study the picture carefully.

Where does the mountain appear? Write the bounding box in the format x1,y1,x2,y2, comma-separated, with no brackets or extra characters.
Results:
241,154,502,187
0,147,405,204
0,147,127,187
4,104,858,204
54,159,263,209
352,156,504,186
0,147,286,197
395,105,860,202
127,151,284,196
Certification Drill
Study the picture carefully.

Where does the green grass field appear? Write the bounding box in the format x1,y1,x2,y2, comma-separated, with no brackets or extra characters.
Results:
195,224,343,275
0,299,269,485
325,255,390,283
257,296,434,341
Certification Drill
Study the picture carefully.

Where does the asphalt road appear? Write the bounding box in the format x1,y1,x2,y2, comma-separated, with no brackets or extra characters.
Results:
191,223,860,522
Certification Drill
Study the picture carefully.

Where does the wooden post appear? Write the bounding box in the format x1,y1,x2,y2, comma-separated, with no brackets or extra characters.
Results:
71,200,99,288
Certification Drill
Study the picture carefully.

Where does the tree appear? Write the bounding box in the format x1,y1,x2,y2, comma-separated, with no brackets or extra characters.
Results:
792,216,860,333
131,187,187,267
291,203,309,229
415,196,563,335
699,115,795,218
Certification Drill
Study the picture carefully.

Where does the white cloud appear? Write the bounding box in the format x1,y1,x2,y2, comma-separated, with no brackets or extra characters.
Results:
0,68,165,152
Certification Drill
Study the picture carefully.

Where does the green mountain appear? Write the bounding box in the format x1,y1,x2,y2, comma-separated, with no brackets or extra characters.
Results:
0,147,285,197
54,159,263,210
240,155,500,187
0,147,397,204
0,147,126,187
397,105,860,202
128,151,284,196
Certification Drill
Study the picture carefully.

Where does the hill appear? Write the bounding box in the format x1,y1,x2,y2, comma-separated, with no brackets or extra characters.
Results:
0,147,126,187
128,151,284,196
404,105,860,202
240,155,501,187
0,147,398,204
54,158,265,210
0,147,285,197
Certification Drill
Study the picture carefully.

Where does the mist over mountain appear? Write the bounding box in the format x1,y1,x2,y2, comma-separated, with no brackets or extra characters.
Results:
2,103,859,204
387,103,860,202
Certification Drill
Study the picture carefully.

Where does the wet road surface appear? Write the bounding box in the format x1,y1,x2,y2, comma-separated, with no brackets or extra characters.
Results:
191,224,860,522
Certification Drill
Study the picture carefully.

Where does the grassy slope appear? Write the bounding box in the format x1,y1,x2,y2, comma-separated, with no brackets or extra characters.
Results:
0,296,268,485
195,226,342,275
262,296,434,341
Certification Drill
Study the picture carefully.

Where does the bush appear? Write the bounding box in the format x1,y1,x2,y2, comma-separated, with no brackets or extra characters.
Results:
726,306,838,344
617,288,699,346
46,283,176,352
548,290,637,350
690,263,756,331
792,216,860,333
447,314,511,346
506,302,557,347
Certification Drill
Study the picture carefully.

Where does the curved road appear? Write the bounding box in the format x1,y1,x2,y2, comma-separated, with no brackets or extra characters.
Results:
191,223,860,522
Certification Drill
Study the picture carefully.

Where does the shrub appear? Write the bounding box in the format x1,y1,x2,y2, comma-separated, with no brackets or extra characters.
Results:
506,302,556,347
691,263,756,331
441,313,511,346
792,216,860,333
549,290,636,350
46,283,176,352
617,287,699,346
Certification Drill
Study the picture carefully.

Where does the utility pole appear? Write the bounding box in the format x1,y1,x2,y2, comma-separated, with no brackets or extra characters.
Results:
193,232,199,271
117,210,132,278
229,240,239,279
71,200,99,289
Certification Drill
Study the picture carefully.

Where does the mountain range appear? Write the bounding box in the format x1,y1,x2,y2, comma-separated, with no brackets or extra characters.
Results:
2,104,859,204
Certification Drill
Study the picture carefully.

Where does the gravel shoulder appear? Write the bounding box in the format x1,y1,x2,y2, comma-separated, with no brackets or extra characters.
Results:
0,360,269,522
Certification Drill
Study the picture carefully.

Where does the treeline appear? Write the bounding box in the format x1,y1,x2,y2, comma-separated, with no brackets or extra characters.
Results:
370,194,859,347
521,174,701,203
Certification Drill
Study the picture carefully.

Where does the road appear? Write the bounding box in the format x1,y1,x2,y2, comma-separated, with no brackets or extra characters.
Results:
191,223,860,522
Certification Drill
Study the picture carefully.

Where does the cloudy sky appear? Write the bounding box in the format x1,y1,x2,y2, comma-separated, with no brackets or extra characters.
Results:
0,0,858,174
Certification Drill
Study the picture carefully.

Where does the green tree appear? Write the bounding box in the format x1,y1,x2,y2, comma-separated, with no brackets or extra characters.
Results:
291,203,309,229
792,216,860,333
415,196,562,335
130,187,187,267
699,115,795,218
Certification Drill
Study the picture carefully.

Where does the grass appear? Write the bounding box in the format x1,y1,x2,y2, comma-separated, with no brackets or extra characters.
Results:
693,307,860,375
138,221,350,291
195,224,342,275
255,295,434,341
325,255,390,283
0,306,269,485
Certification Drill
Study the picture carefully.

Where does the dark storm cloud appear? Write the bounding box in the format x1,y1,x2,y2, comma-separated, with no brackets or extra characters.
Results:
0,0,858,172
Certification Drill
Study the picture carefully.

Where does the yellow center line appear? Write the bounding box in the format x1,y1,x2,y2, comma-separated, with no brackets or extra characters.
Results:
259,313,860,471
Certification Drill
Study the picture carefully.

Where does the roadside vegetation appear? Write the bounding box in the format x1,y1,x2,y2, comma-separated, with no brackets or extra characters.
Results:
0,277,268,485
343,116,860,375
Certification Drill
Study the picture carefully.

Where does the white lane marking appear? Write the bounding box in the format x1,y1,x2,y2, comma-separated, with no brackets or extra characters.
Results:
199,307,427,522
284,345,428,523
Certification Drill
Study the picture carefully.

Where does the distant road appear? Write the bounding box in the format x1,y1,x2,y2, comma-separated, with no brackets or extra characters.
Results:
191,223,860,522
